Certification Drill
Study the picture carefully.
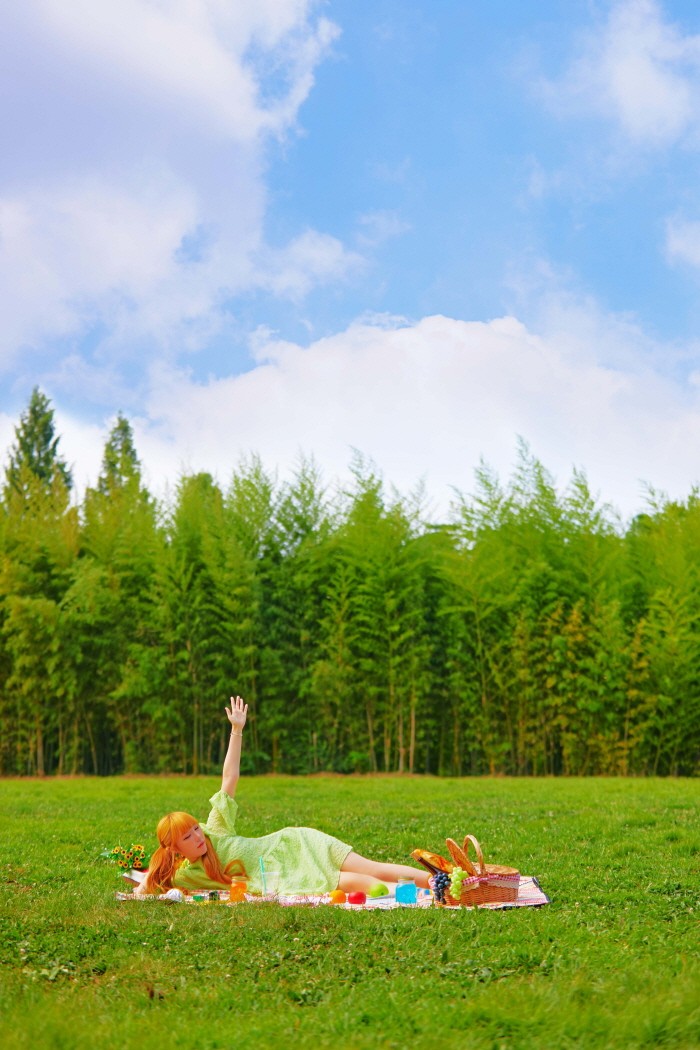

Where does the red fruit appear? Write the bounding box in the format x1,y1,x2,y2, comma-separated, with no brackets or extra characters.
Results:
347,891,367,905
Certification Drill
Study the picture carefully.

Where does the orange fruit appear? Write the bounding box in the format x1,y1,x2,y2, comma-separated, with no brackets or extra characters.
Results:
328,889,346,904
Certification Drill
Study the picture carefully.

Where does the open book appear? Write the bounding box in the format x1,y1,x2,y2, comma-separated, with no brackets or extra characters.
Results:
122,868,147,886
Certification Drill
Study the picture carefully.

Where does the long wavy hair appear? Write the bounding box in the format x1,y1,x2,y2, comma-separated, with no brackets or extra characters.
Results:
145,811,246,894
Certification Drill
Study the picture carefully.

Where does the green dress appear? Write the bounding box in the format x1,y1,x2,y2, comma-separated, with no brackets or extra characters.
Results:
173,789,353,895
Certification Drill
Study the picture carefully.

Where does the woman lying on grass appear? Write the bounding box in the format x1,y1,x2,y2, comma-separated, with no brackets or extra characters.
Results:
137,696,430,897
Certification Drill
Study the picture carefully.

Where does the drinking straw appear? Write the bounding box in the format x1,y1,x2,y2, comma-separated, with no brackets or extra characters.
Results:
259,856,267,894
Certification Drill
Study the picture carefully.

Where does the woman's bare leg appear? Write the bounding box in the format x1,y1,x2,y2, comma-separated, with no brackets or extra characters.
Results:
338,850,430,892
337,870,391,893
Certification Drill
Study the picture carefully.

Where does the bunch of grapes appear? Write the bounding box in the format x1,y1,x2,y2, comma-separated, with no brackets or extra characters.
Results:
449,866,466,898
432,870,451,904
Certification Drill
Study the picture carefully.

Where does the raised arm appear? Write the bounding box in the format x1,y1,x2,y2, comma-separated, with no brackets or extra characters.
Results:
222,695,248,797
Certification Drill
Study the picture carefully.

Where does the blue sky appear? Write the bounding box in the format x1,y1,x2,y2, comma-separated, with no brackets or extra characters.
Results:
3,0,700,521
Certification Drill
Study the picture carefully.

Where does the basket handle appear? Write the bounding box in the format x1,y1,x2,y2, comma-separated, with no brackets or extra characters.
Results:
462,835,486,876
445,838,477,876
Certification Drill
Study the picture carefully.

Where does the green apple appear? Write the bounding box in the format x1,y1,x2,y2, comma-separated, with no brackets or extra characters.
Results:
369,882,389,897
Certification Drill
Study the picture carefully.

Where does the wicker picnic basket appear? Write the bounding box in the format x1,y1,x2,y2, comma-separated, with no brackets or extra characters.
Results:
412,834,520,907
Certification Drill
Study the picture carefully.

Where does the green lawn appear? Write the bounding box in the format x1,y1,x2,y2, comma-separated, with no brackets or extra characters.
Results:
1,775,699,1049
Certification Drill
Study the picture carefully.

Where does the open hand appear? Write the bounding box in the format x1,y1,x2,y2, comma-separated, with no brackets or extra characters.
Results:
225,695,248,731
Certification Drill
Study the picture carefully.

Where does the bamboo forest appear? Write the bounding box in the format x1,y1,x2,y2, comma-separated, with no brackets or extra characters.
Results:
1,388,699,778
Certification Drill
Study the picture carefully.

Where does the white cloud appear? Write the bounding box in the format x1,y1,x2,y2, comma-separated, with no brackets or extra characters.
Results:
355,210,411,248
0,174,200,363
541,0,700,148
254,230,365,299
24,0,338,141
22,303,697,524
0,1,343,376
0,415,16,472
665,215,700,267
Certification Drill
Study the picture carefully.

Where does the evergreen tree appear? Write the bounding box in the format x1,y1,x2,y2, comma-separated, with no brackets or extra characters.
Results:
259,457,331,772
97,414,143,497
0,399,699,777
77,415,161,772
3,387,72,502
157,472,230,774
0,390,79,773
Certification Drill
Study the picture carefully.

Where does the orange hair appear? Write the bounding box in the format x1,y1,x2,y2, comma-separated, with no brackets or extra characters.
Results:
145,811,246,895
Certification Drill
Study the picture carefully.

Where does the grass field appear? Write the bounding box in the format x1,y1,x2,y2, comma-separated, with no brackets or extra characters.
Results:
1,775,699,1049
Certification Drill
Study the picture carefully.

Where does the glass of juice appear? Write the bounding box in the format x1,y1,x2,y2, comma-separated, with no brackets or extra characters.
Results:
229,878,247,903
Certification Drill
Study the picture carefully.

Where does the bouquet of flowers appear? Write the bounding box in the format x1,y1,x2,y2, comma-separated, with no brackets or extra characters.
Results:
102,843,150,873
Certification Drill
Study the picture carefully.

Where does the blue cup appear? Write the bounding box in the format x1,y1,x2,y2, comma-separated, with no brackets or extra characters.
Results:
396,880,417,904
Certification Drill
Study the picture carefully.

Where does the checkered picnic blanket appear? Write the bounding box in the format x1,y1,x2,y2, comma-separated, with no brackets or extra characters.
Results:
115,876,550,910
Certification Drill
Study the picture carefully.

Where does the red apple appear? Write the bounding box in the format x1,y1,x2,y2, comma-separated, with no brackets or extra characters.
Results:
347,891,367,905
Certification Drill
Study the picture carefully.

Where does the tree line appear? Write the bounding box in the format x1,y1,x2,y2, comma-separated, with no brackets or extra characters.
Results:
1,388,698,777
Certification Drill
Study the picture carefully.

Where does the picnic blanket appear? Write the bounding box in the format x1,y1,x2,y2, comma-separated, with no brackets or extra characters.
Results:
115,876,549,910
